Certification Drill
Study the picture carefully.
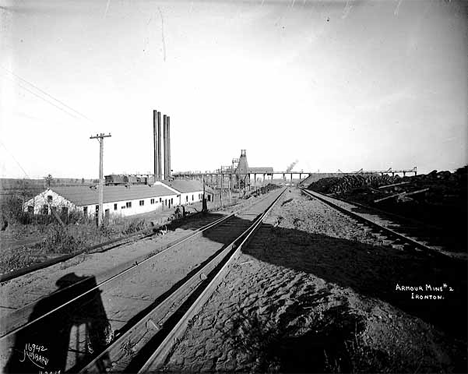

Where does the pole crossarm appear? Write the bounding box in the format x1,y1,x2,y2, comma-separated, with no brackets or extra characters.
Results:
90,133,112,141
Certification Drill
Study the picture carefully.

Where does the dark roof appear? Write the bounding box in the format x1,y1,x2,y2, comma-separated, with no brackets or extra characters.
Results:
161,180,204,193
248,167,274,174
49,185,176,206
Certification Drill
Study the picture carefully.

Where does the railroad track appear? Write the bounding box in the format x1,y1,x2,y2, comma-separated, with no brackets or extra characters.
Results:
0,200,270,323
0,210,214,284
0,213,232,335
301,189,466,260
1,187,286,374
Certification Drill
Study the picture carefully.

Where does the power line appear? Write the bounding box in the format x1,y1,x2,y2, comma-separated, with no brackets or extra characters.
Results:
2,74,87,123
0,65,94,125
0,141,30,179
0,65,93,122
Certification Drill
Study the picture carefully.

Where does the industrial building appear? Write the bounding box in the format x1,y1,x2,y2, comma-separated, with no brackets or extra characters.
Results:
172,149,275,191
23,180,212,220
23,185,178,219
158,180,214,205
234,149,274,189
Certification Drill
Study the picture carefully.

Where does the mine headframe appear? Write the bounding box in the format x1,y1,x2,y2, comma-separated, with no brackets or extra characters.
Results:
235,149,250,189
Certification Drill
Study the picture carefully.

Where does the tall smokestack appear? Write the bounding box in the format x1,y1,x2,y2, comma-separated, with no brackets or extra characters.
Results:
163,114,168,179
167,116,171,179
153,110,159,179
157,111,162,180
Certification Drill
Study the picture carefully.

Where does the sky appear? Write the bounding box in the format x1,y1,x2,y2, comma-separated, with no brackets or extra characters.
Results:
0,0,467,179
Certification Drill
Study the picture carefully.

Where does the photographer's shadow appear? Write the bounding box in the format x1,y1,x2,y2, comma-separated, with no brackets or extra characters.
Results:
5,273,112,373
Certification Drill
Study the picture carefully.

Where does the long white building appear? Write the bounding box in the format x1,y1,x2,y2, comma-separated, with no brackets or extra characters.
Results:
23,184,178,219
158,180,213,205
23,180,214,220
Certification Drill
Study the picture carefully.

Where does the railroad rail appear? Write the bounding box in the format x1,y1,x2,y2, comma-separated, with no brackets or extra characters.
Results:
301,189,466,260
0,192,278,332
0,213,233,338
1,187,286,373
0,210,215,284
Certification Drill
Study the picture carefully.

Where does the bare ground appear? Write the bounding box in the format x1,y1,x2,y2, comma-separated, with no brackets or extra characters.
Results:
159,188,467,373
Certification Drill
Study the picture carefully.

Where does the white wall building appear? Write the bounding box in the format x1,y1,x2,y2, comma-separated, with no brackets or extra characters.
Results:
158,180,214,206
23,184,179,219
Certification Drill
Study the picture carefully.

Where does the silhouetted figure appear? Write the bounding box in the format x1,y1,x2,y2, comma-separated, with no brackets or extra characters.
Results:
4,273,112,373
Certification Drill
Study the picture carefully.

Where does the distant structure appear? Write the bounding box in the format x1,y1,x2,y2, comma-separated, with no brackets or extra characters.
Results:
106,109,173,186
235,149,249,189
172,149,274,190
105,174,155,186
153,109,171,181
234,149,273,189
171,149,418,190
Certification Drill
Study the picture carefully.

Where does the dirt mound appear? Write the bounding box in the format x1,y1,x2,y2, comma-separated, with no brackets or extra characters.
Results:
308,174,400,196
307,167,467,251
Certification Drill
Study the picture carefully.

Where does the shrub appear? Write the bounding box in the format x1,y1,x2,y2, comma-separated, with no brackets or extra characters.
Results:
98,224,118,239
122,219,147,235
1,196,24,224
34,225,85,254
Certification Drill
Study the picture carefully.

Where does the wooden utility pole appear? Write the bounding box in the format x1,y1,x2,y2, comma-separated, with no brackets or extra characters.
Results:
90,133,112,227
202,175,207,213
220,170,223,209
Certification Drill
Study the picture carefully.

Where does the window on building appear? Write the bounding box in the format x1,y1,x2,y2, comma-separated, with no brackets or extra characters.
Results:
171,198,173,205
47,195,53,203
83,207,88,215
114,203,118,211
139,200,144,206
27,206,34,213
151,198,155,204
159,198,162,203
192,194,194,201
126,202,132,208
42,205,49,215
186,195,188,202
